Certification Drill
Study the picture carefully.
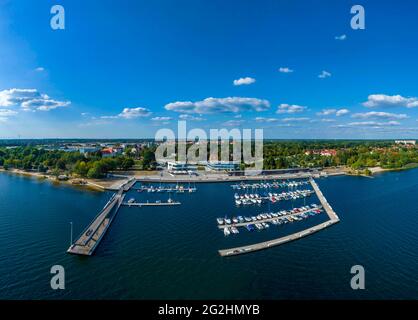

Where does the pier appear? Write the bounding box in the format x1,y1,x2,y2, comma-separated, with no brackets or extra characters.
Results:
218,178,340,257
67,191,125,256
67,178,137,256
122,201,181,207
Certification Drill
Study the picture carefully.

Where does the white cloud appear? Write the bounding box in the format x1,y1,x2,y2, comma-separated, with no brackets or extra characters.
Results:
0,88,70,111
276,104,306,114
352,111,409,120
179,114,205,121
0,109,18,121
102,107,152,120
318,70,332,79
317,108,349,116
334,121,401,128
165,97,270,114
233,77,256,86
336,109,350,116
255,117,279,123
321,118,336,122
363,94,418,108
222,120,245,127
151,116,172,121
278,67,294,73
281,117,310,122
335,34,347,41
35,67,45,72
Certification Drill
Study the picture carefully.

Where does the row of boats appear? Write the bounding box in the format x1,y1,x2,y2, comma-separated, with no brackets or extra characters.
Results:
231,180,309,190
137,184,197,193
234,189,313,205
219,204,323,236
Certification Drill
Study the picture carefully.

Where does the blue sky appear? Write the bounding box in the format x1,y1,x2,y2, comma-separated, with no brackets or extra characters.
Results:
1,0,418,139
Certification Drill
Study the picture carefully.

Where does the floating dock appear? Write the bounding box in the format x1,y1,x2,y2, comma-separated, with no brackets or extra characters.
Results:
218,178,340,257
122,201,181,207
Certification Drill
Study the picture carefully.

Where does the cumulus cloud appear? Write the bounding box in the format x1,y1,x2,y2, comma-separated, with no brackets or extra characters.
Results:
35,67,45,72
179,114,205,121
165,97,270,114
233,77,256,86
276,104,306,114
363,94,418,108
318,70,332,79
335,34,347,40
317,108,349,116
278,67,294,73
255,117,279,123
352,111,409,120
336,109,350,116
0,88,70,111
102,107,152,120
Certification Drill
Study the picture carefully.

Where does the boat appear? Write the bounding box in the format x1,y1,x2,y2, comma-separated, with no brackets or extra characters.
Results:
235,199,241,206
231,227,239,234
224,227,231,236
246,224,255,231
128,198,135,204
225,218,231,224
217,218,224,225
232,217,238,224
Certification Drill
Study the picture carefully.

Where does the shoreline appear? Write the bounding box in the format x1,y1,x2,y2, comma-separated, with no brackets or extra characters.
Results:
0,168,120,192
1,164,417,190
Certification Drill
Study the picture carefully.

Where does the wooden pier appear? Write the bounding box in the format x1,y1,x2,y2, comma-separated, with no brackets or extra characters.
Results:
218,178,340,257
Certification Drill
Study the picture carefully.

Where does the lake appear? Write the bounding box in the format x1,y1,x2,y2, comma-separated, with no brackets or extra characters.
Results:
0,170,417,299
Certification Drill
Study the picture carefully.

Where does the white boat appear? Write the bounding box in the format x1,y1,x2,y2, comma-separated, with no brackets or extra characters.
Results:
217,218,224,225
231,227,239,234
235,199,241,205
224,227,230,236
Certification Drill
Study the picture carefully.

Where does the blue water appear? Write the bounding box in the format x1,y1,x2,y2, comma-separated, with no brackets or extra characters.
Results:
0,170,417,299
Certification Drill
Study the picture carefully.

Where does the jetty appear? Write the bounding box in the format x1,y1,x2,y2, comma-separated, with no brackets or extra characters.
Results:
67,191,125,256
67,178,137,256
218,178,340,257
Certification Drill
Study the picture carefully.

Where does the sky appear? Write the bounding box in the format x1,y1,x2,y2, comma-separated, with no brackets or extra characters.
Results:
1,0,418,139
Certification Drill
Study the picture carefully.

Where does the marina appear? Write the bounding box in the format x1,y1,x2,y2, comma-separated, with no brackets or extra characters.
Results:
218,178,340,256
231,180,310,190
217,204,323,231
135,183,197,193
234,189,314,205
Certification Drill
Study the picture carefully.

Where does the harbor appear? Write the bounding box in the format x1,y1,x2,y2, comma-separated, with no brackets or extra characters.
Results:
218,178,340,256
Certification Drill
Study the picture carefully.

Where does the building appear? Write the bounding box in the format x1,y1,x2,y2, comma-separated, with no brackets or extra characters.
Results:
395,140,416,146
167,161,197,175
205,162,240,172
